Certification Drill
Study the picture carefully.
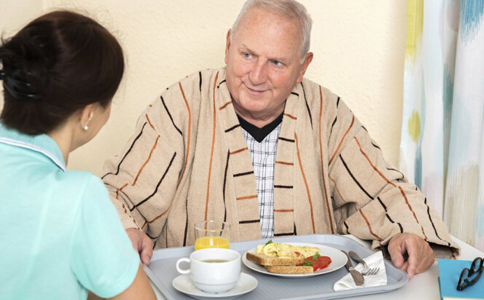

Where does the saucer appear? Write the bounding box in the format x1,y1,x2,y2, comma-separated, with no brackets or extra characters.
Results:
172,272,258,300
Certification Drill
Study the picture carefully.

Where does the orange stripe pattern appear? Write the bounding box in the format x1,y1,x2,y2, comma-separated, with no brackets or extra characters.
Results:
295,133,316,233
132,135,160,186
354,137,396,187
230,147,248,155
146,114,155,130
219,101,232,110
329,176,346,203
359,210,383,242
236,195,257,201
354,136,428,241
329,115,355,165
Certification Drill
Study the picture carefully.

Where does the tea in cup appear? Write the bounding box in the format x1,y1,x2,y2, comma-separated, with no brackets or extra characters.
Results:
194,220,230,250
176,248,241,293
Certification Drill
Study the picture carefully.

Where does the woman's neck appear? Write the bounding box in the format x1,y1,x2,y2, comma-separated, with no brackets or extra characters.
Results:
47,122,76,165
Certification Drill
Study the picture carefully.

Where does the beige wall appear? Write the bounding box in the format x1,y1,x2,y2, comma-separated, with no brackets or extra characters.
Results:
1,0,407,177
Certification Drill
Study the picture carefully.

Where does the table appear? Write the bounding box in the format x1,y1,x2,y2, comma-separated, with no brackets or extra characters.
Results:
149,235,484,300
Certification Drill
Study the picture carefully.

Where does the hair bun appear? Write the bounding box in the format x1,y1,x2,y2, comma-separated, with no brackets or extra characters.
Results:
0,26,57,100
0,69,40,100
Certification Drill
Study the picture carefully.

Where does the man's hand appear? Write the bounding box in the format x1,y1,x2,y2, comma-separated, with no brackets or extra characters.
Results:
388,233,435,279
126,228,153,265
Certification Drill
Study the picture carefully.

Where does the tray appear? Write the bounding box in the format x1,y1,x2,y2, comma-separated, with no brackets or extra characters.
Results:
145,234,408,300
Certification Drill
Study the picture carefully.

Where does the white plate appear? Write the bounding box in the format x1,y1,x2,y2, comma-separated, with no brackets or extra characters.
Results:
172,272,258,300
242,243,347,278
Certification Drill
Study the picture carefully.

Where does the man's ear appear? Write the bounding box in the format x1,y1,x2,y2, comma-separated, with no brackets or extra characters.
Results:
80,104,94,128
296,52,314,84
225,29,232,65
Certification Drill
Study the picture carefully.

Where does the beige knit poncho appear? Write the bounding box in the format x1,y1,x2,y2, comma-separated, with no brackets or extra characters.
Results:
103,68,459,257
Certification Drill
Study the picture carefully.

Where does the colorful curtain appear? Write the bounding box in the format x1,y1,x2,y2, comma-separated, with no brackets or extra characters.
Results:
400,0,484,251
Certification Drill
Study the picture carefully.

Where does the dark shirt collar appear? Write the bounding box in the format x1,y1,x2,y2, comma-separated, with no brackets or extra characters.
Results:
237,112,284,143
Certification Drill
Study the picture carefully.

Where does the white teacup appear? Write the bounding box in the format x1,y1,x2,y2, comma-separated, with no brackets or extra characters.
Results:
176,248,241,293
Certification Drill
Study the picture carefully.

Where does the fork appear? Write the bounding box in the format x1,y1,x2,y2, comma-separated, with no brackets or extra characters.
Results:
348,251,380,275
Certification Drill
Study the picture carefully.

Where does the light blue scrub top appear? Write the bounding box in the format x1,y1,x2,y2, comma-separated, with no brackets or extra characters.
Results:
0,124,140,300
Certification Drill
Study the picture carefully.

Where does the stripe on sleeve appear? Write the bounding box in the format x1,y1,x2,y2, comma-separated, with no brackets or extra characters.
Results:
131,152,177,211
329,115,355,165
160,95,182,136
359,210,383,242
377,197,403,233
424,198,451,246
354,137,397,187
340,154,374,200
398,186,428,241
145,114,155,130
132,135,160,186
102,122,148,179
329,176,346,203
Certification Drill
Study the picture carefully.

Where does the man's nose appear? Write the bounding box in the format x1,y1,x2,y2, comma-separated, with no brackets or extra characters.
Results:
249,61,268,85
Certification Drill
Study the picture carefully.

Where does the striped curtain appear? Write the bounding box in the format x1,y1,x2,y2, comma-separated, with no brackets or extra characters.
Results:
399,0,484,251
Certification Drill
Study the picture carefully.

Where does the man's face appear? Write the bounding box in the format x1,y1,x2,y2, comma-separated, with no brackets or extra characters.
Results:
225,7,313,126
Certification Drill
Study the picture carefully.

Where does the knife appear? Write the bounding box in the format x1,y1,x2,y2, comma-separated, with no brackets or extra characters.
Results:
341,250,364,286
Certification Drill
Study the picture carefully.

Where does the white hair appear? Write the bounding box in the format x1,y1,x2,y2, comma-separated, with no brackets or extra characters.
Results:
230,0,313,62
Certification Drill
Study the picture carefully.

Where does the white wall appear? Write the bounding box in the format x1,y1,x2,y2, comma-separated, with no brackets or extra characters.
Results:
0,0,43,33
1,0,407,176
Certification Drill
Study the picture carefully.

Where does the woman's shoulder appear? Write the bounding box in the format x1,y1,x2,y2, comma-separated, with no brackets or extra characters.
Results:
57,170,108,201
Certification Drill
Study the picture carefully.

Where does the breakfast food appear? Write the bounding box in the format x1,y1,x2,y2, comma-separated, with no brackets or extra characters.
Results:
245,251,305,266
246,240,332,274
256,240,319,258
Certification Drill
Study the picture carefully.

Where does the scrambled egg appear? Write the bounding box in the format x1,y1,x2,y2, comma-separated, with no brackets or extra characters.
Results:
256,241,319,258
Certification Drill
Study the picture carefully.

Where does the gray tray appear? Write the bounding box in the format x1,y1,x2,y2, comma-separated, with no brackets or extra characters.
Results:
145,234,408,299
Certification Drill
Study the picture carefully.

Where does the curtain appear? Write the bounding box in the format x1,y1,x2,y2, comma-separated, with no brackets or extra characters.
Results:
400,0,484,251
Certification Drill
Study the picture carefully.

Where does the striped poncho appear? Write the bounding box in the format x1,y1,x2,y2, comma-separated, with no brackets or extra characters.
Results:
103,68,459,257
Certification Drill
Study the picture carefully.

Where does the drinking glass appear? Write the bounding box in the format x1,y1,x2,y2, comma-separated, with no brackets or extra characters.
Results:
194,220,230,250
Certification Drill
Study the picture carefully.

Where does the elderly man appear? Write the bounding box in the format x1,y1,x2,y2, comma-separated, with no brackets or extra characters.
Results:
103,0,459,279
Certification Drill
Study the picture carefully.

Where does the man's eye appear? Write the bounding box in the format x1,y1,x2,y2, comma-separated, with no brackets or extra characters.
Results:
242,53,252,58
271,60,283,66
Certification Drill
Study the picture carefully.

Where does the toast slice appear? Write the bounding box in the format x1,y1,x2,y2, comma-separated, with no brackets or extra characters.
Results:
246,251,304,266
265,265,314,274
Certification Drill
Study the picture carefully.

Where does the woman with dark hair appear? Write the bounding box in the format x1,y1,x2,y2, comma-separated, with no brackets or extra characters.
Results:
0,11,155,300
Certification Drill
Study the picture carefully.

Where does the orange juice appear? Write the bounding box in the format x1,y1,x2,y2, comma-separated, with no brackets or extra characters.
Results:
195,236,230,250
